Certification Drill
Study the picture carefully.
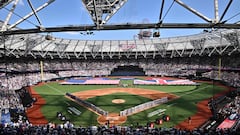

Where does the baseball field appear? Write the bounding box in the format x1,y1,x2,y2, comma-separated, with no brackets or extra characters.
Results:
26,77,229,129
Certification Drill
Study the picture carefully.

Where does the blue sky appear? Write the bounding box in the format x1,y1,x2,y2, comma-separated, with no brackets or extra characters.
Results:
1,0,240,40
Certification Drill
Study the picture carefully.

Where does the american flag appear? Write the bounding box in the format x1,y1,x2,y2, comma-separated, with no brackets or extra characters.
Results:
61,78,120,85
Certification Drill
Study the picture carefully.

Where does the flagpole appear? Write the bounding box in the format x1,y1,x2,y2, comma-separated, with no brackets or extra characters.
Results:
40,60,44,81
218,57,221,79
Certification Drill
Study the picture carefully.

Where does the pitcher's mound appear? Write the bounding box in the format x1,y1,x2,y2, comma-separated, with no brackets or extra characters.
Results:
112,99,125,104
97,113,127,126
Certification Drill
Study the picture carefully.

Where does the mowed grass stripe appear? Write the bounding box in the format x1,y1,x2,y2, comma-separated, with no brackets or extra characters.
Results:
86,92,152,112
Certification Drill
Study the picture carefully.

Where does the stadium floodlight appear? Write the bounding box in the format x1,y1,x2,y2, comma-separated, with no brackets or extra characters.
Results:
80,30,94,35
153,29,160,37
38,25,46,32
45,33,54,40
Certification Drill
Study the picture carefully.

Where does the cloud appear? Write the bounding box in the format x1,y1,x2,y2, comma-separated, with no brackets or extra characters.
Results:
64,32,80,35
18,0,24,6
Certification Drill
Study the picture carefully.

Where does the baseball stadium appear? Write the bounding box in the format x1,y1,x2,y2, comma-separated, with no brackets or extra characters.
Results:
0,0,240,134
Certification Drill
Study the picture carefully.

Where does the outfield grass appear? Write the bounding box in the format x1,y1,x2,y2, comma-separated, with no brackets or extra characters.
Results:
33,80,225,127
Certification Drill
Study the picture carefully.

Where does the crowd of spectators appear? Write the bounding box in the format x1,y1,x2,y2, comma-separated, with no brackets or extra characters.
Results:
0,121,239,135
1,55,239,86
0,87,23,111
58,70,110,78
0,73,58,90
0,55,239,134
202,71,240,88
0,55,239,81
217,91,240,121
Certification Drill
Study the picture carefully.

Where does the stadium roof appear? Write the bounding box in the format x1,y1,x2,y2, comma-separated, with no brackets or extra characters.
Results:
1,0,240,40
0,1,240,59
